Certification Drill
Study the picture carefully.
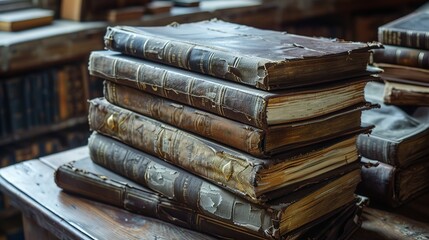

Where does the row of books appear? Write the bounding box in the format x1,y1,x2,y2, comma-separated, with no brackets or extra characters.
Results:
356,10,429,207
0,62,87,137
53,20,379,239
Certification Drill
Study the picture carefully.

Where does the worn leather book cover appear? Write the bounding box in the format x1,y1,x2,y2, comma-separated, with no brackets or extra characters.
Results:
358,157,429,208
88,98,365,204
0,8,53,32
0,20,104,74
383,81,429,106
103,19,379,90
373,45,429,69
104,80,372,157
375,63,429,87
357,82,429,167
89,51,374,128
378,11,429,50
55,132,362,239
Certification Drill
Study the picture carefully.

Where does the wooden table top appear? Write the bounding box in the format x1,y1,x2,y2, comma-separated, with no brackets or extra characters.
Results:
0,146,428,240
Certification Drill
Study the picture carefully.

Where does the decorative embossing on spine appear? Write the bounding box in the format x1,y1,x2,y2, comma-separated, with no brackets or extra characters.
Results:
87,133,274,235
357,134,398,166
104,26,267,89
89,52,267,128
88,98,260,199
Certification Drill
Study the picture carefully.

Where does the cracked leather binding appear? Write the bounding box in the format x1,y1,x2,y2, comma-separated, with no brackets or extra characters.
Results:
55,133,362,239
88,98,365,204
103,19,379,90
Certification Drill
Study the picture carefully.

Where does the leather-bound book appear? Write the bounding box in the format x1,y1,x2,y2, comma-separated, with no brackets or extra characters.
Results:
357,82,429,167
103,80,372,157
55,133,362,239
0,8,53,32
383,81,429,107
0,20,104,74
358,157,429,208
373,45,429,69
88,98,365,204
89,51,374,129
375,63,429,87
103,19,379,90
378,11,429,50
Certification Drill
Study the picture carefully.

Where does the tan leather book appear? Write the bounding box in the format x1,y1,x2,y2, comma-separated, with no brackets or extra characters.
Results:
89,51,375,129
103,19,379,90
0,8,53,32
55,132,362,239
104,80,372,156
88,98,366,204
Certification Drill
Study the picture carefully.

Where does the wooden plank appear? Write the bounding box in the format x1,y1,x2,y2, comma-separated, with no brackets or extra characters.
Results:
0,160,216,240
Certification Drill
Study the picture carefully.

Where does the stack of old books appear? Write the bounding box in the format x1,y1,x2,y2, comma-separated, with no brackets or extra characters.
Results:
54,20,379,239
357,11,429,207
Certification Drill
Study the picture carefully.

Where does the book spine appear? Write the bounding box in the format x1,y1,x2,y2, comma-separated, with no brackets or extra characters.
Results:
379,28,429,50
358,160,399,207
104,81,265,156
356,134,398,166
373,46,429,69
88,98,262,201
104,27,269,89
4,78,25,133
89,52,267,128
84,132,273,239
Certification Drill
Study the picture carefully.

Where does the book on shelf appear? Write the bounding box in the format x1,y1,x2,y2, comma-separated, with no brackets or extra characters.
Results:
145,1,173,14
103,80,373,157
0,20,104,74
0,8,53,32
378,11,429,50
375,63,429,87
54,133,362,239
103,19,378,90
383,81,429,106
89,51,375,129
88,98,366,204
358,157,429,207
373,45,429,69
61,0,149,21
357,82,429,167
107,6,144,22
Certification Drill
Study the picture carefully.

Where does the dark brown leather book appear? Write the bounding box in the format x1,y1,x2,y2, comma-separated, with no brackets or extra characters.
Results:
376,63,429,87
0,8,53,32
103,19,379,90
0,20,104,74
383,81,429,107
378,11,429,50
88,98,365,204
373,45,429,69
104,80,372,156
89,51,374,128
358,157,429,208
56,132,362,239
357,82,429,167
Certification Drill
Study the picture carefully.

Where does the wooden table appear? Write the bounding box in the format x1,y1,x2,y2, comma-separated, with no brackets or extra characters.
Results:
0,147,428,240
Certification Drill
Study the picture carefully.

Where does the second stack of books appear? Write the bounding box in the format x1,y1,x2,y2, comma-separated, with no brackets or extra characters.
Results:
55,20,379,239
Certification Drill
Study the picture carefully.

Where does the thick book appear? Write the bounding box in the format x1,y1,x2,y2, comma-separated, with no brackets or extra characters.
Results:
89,51,373,128
0,20,104,74
104,80,372,156
357,82,429,167
56,133,362,239
0,8,53,32
376,63,429,87
383,81,429,106
378,11,429,50
89,98,364,203
103,19,378,90
358,157,429,208
373,45,429,69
